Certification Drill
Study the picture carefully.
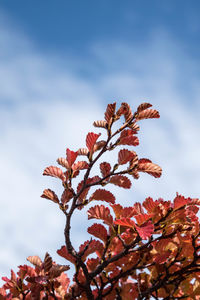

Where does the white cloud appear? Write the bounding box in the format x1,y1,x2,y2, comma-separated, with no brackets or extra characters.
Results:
0,13,199,283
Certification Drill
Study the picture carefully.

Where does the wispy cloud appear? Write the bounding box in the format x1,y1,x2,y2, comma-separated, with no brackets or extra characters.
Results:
0,13,199,281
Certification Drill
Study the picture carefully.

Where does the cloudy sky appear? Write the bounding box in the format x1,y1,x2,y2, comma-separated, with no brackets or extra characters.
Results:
0,1,200,281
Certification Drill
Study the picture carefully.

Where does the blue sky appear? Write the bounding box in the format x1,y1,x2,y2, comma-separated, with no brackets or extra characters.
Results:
0,1,200,282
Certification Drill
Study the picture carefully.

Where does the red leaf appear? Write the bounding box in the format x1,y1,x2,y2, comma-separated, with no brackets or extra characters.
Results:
117,102,133,122
79,240,104,260
110,175,132,189
89,189,115,204
77,176,101,202
66,148,78,168
139,158,152,163
57,246,76,264
88,223,107,243
114,218,135,228
93,120,107,128
136,108,160,121
61,189,73,204
41,189,59,204
86,132,101,152
111,204,136,218
138,162,162,178
174,194,188,210
27,256,42,268
135,221,154,240
57,157,69,169
137,102,152,113
44,252,52,273
118,149,135,165
87,205,113,226
104,102,116,124
134,213,153,225
143,197,157,213
119,135,139,146
100,162,111,178
72,161,89,172
134,202,144,214
87,258,99,272
43,166,65,181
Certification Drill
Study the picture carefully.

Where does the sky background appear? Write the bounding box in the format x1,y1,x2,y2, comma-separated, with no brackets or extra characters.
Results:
0,1,200,282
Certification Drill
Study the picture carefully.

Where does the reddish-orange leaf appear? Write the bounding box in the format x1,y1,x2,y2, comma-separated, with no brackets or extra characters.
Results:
104,102,116,124
49,264,70,278
100,162,111,178
143,197,157,213
87,258,99,272
44,252,52,273
174,194,188,210
110,175,131,189
66,148,78,168
43,166,65,181
57,157,69,169
111,204,136,219
87,205,113,226
41,189,59,204
134,213,153,225
139,158,152,163
117,102,133,122
114,217,135,228
27,256,42,268
119,135,139,146
79,240,104,260
61,189,73,204
134,202,144,214
93,120,107,128
88,223,107,243
111,203,123,219
138,162,162,178
90,189,115,204
137,102,152,113
86,132,101,152
77,148,89,156
136,108,160,121
129,122,140,133
57,246,76,264
118,149,135,165
77,176,101,202
135,221,154,240
72,161,89,172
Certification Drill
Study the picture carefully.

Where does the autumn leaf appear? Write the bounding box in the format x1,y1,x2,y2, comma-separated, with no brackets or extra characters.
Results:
87,223,108,243
66,148,78,168
57,246,76,264
143,197,157,213
72,161,89,172
43,166,66,181
135,221,154,240
89,189,115,204
41,189,59,204
100,162,111,178
27,256,42,268
114,217,135,228
86,132,101,152
136,102,152,113
119,135,139,146
110,175,132,189
93,120,107,128
174,194,188,210
136,108,160,121
134,213,153,226
79,240,104,260
104,102,116,124
138,161,162,178
44,252,52,273
87,205,113,226
118,149,135,165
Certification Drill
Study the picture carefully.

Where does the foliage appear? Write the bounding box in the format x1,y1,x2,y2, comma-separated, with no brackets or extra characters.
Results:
1,102,200,300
